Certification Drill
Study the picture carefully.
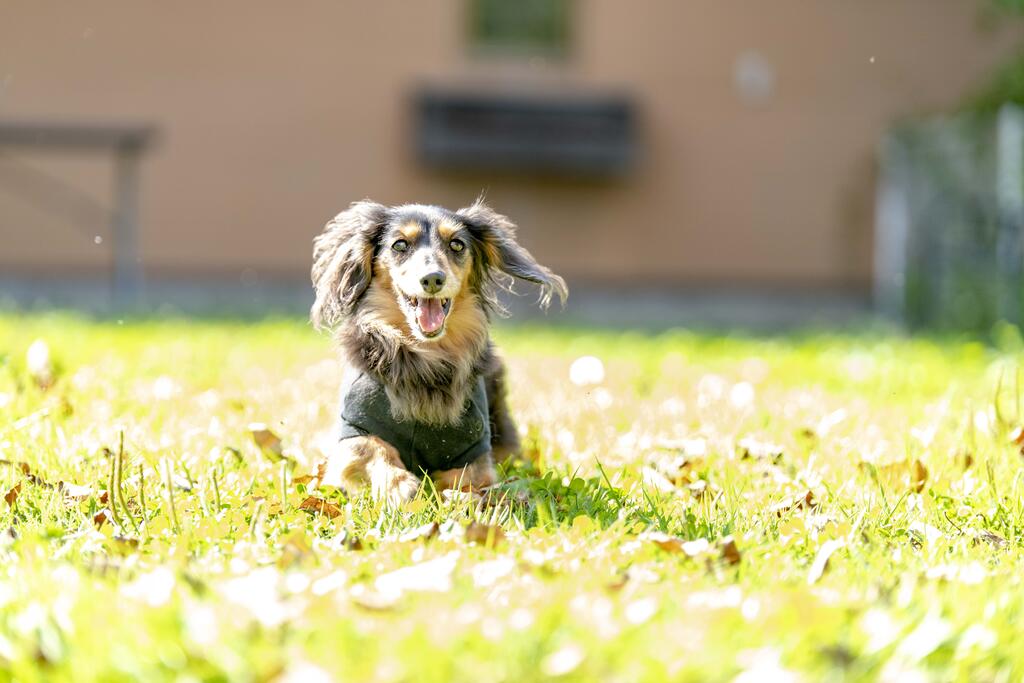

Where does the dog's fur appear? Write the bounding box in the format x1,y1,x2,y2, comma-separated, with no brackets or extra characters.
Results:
312,199,566,503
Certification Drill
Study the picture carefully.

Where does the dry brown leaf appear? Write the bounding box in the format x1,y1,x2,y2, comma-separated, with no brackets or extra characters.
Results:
911,460,928,493
770,490,817,517
93,509,114,529
0,460,54,489
0,460,30,476
975,530,1007,549
292,474,317,485
719,535,741,565
642,531,685,553
249,423,285,461
465,521,504,547
298,496,342,519
658,456,706,486
867,459,929,493
1011,426,1024,447
641,532,710,558
4,483,20,507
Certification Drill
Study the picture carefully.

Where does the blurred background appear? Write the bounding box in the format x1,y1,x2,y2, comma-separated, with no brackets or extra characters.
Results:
3,0,1024,330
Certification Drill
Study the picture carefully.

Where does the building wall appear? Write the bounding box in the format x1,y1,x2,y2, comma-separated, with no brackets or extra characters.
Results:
0,1,1019,290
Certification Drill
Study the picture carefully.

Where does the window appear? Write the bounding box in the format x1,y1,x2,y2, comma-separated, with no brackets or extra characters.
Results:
470,0,570,57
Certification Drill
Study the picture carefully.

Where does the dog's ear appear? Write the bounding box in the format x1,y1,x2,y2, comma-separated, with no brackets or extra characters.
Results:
456,199,568,309
310,200,389,329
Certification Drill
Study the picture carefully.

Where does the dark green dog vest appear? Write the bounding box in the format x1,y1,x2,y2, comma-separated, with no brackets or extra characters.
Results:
336,372,492,473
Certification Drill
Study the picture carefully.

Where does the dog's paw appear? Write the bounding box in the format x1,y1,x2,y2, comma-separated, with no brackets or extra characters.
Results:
373,469,422,506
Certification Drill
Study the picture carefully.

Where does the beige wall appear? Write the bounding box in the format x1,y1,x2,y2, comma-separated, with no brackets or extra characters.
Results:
0,1,1020,289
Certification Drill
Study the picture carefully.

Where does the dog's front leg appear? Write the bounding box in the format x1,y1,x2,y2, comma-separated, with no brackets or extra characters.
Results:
431,451,497,493
320,435,421,505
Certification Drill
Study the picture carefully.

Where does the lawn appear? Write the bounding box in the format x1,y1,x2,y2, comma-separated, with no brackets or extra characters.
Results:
0,313,1022,681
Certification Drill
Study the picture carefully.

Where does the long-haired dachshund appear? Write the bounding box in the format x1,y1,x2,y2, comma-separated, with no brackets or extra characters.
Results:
311,199,567,504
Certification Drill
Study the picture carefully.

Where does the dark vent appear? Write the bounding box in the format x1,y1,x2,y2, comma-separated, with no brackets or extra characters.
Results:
416,91,635,176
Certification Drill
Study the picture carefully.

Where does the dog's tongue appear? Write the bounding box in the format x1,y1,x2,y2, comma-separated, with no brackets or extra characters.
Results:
416,298,445,334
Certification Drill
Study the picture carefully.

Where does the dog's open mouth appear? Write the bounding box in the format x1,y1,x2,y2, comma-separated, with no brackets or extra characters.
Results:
404,295,452,337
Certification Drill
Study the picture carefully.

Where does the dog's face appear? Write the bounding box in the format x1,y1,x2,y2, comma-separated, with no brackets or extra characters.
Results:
378,207,475,340
310,200,567,341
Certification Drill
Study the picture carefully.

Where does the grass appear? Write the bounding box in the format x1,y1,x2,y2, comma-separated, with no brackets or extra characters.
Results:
1,313,1023,681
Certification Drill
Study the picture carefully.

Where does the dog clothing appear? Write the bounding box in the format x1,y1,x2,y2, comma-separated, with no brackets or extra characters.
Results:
336,371,492,473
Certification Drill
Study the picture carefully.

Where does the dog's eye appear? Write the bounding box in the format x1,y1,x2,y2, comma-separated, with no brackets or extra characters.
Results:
392,240,408,252
449,239,465,253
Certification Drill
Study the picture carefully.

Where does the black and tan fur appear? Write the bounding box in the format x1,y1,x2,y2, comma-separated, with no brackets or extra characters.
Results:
311,199,566,503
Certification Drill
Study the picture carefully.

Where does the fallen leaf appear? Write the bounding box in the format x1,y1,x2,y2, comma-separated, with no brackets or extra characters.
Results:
641,466,677,493
719,535,741,565
393,522,439,543
651,452,706,486
0,460,54,489
465,521,504,547
641,532,710,558
807,539,844,584
865,459,928,494
4,483,20,506
60,482,95,501
0,460,31,477
975,530,1007,549
642,531,685,553
770,490,817,517
738,437,785,462
249,423,285,461
911,460,928,493
298,496,342,519
93,509,114,529
682,538,711,556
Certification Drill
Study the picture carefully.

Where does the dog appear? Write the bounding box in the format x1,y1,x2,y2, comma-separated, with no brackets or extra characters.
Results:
311,199,566,504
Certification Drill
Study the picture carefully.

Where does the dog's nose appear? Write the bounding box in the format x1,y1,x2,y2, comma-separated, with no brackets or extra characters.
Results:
420,271,446,294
